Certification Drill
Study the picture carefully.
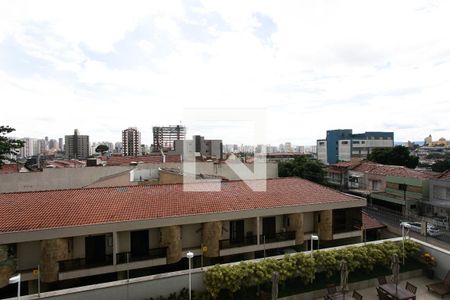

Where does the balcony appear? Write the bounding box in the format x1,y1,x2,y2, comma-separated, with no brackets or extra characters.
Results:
116,247,167,264
260,231,296,244
219,231,296,256
59,254,113,272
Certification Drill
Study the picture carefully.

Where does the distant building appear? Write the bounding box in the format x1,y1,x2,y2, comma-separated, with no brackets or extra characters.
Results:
122,127,142,156
114,142,123,154
424,134,450,147
48,139,58,150
19,138,39,158
152,125,185,152
65,129,90,159
170,135,223,160
58,138,63,151
317,129,394,164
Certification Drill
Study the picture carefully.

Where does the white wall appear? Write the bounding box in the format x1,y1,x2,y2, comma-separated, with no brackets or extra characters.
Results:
149,229,160,249
72,236,85,259
117,232,130,253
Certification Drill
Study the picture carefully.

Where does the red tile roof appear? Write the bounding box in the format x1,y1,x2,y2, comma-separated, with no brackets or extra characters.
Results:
104,155,181,166
352,162,435,179
0,178,363,233
362,212,386,230
0,164,19,174
438,170,450,181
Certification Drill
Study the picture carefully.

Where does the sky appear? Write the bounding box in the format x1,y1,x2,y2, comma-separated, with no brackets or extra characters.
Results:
1,0,450,146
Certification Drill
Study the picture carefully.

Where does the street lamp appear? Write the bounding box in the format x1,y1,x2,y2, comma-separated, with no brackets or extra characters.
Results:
310,234,319,257
186,251,194,300
9,273,21,300
400,222,411,264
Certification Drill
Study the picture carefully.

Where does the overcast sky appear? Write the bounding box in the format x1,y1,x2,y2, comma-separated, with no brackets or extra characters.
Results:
1,0,450,146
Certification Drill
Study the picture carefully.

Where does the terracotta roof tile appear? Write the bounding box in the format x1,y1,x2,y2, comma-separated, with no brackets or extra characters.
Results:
362,212,386,230
0,178,363,233
438,170,450,181
352,162,435,179
0,164,19,174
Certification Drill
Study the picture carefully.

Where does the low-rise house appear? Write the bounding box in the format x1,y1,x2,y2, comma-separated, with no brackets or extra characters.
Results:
0,178,365,295
428,170,450,221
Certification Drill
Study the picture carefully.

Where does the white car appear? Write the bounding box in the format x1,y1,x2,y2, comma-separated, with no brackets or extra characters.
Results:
400,221,442,237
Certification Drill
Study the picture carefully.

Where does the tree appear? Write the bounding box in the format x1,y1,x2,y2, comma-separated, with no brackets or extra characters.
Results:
95,144,109,156
0,126,24,168
367,146,419,169
431,159,450,173
278,156,326,184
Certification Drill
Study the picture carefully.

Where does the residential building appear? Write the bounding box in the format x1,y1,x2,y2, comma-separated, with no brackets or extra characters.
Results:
0,178,365,294
122,127,142,156
428,170,450,220
58,138,63,151
170,135,223,160
317,129,394,164
64,129,90,160
18,138,39,158
152,125,185,152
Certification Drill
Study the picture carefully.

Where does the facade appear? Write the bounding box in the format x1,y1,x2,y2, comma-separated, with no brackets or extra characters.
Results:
317,129,394,164
152,125,186,152
170,135,223,160
64,129,90,160
0,178,365,294
428,171,450,220
19,138,39,158
122,127,142,156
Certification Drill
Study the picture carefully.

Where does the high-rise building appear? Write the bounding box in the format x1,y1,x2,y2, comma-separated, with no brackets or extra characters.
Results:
58,138,63,151
122,127,142,156
171,135,223,160
19,138,39,158
317,129,394,164
65,129,90,159
48,139,58,150
152,125,185,152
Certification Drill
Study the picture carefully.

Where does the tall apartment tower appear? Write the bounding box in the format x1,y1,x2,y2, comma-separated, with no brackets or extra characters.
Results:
152,125,186,152
317,129,394,164
122,127,142,156
65,129,90,159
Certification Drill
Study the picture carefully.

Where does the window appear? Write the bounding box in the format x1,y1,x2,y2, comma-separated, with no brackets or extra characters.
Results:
319,142,325,146
399,184,407,191
352,141,360,144
341,141,348,145
361,141,366,144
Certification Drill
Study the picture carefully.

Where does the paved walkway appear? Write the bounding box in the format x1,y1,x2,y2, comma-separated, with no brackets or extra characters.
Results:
316,276,444,299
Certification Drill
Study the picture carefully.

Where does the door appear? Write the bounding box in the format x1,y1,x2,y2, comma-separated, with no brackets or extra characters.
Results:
131,230,149,259
230,220,244,244
263,217,276,239
85,235,106,264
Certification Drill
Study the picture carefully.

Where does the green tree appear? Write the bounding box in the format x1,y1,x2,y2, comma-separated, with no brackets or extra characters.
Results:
431,159,450,172
367,145,419,169
278,156,326,184
95,144,109,155
0,126,25,168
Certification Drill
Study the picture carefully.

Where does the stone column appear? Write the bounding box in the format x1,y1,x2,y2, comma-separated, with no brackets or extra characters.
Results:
160,226,182,264
288,213,304,245
202,221,222,258
40,238,71,283
317,210,333,241
0,245,16,288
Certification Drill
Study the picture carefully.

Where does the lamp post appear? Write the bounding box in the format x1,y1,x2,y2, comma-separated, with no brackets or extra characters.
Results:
9,274,21,300
310,234,319,257
186,251,194,300
400,222,411,264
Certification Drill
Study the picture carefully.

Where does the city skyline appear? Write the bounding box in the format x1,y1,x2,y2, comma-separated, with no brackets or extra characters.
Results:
1,1,450,145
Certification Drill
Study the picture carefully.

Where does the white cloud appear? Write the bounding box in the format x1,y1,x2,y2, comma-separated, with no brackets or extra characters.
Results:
0,0,449,145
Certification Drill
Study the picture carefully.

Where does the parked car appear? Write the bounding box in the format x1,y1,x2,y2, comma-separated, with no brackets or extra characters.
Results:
400,221,442,236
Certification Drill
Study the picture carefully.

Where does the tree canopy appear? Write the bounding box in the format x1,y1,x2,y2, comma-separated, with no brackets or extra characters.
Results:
278,156,326,184
431,159,450,173
0,126,25,167
367,145,419,169
95,144,109,155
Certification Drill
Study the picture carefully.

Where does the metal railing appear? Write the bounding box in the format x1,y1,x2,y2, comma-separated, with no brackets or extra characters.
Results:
59,254,113,272
219,235,258,249
261,231,296,244
116,247,167,264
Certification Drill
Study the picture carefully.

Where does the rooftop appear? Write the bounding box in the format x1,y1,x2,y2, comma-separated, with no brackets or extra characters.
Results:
104,154,181,166
352,162,436,179
0,177,363,233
